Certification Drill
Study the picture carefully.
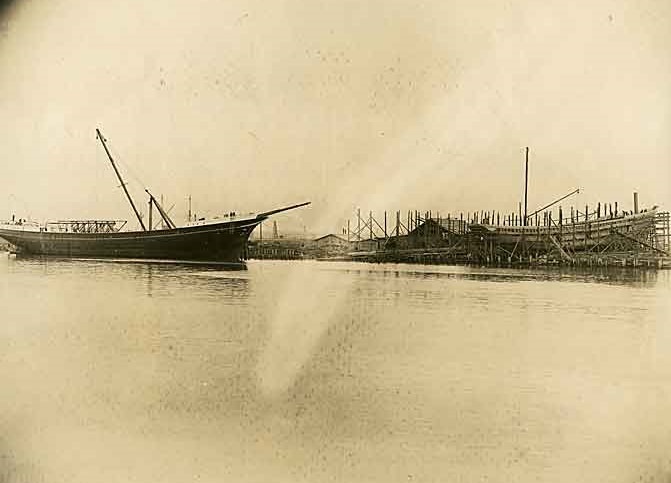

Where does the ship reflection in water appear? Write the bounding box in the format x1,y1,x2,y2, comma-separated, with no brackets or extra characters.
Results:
0,256,670,483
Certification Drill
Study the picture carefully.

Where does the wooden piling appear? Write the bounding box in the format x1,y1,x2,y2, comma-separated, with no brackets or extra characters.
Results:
357,208,361,242
259,221,263,259
369,211,373,240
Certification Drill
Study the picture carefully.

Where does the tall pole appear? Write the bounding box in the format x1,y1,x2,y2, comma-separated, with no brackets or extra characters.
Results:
188,195,192,222
145,190,176,229
148,198,153,231
357,208,361,241
524,146,529,226
259,221,263,259
369,211,373,240
96,128,146,231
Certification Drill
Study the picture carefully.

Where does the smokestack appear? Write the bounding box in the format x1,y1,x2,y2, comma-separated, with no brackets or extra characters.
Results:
634,192,639,214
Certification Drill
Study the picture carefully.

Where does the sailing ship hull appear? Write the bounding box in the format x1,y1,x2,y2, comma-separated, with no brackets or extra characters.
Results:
0,217,263,263
469,209,658,250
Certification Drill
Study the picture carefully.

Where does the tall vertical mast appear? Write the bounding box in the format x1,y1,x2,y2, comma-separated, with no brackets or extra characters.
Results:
148,198,153,231
96,128,147,231
145,189,176,229
524,147,529,226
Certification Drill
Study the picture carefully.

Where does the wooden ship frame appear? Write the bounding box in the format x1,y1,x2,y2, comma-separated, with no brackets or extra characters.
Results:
343,149,670,268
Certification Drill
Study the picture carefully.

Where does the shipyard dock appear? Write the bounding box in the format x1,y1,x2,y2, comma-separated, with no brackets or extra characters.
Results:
247,189,671,269
248,199,671,268
340,192,671,268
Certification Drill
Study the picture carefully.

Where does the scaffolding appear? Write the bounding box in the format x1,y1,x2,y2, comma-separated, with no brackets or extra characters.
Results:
46,220,127,233
344,206,671,268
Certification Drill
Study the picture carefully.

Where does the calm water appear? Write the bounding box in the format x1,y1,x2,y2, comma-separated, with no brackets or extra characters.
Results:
1,254,670,483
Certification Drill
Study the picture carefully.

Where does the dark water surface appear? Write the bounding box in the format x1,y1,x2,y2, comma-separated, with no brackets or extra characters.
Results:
1,255,670,483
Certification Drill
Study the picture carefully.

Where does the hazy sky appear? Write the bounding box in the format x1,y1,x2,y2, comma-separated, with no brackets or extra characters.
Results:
1,0,669,233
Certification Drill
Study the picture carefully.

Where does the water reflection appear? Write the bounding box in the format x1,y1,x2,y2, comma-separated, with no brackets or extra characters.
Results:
6,254,666,289
332,262,663,287
7,255,252,300
141,263,251,299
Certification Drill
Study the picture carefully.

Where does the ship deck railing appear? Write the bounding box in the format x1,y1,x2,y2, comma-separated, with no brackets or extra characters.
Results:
0,221,41,232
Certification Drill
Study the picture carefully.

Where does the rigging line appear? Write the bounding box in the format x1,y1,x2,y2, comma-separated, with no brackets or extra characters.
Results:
96,138,144,211
103,136,151,191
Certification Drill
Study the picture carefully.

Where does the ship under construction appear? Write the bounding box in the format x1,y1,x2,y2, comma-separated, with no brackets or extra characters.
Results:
342,149,670,267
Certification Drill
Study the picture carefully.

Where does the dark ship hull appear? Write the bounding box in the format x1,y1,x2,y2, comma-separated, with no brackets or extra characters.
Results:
0,129,310,262
0,216,264,263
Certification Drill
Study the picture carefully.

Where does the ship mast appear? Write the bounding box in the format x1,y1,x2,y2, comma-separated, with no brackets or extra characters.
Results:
96,128,147,231
524,147,529,226
145,189,176,229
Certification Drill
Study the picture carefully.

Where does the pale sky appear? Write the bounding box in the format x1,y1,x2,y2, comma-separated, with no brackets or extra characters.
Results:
1,0,669,234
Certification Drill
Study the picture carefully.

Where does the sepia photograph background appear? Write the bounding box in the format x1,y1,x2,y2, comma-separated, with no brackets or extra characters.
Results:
1,1,670,482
